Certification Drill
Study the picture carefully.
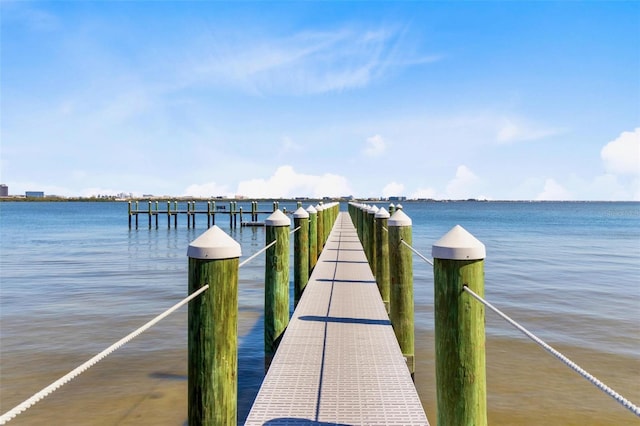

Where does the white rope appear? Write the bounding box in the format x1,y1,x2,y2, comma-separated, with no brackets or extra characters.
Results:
400,239,434,266
462,285,640,418
0,285,210,425
290,226,301,235
239,240,277,268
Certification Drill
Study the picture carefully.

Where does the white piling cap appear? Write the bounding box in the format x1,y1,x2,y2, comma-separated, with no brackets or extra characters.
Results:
316,204,324,211
432,225,486,260
388,209,412,226
369,205,379,214
187,225,242,260
396,203,403,210
306,204,317,214
293,206,309,219
375,207,390,219
265,209,291,227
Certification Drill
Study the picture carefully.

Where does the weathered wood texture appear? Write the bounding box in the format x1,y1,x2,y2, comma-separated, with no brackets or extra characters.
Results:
434,258,487,426
188,257,239,426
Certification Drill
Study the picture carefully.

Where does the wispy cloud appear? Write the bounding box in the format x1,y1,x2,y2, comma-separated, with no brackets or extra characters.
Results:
496,116,564,144
186,25,437,95
363,135,386,157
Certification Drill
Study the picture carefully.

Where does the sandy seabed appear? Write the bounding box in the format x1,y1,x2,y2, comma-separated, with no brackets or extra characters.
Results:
2,325,639,425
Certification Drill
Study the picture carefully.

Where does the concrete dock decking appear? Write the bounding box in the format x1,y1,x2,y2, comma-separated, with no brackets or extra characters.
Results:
245,212,429,426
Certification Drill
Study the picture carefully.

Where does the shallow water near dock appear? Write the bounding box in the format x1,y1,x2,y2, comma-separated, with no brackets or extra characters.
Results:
1,201,639,425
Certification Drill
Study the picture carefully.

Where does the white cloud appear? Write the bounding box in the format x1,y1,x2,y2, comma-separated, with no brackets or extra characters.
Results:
382,181,405,198
411,187,437,199
601,128,640,175
363,135,386,157
445,165,479,199
236,165,351,198
536,178,571,200
184,182,232,198
187,25,437,95
279,136,302,156
496,117,563,144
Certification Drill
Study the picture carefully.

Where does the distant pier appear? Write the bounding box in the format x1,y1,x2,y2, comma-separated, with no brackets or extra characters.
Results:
127,200,290,229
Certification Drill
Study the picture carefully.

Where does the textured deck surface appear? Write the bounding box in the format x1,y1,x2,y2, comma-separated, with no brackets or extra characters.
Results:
245,212,429,426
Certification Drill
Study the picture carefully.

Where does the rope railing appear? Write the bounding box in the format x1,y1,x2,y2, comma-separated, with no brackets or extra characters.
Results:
400,239,433,266
239,239,277,268
462,285,640,418
290,226,301,235
0,285,210,425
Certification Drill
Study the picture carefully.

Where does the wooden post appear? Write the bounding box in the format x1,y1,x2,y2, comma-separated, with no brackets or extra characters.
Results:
362,206,371,263
432,225,487,426
357,205,365,243
293,207,309,307
135,201,139,229
374,207,390,313
174,201,178,228
148,201,152,229
388,209,415,377
388,203,395,216
211,201,216,226
233,202,238,228
307,205,318,273
316,204,324,255
367,206,378,270
187,225,241,426
264,209,291,371
128,201,132,229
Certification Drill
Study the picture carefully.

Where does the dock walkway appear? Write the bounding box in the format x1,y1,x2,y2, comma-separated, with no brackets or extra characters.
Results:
246,212,429,425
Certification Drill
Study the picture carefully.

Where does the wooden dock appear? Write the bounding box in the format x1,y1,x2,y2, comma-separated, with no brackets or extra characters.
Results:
245,212,430,425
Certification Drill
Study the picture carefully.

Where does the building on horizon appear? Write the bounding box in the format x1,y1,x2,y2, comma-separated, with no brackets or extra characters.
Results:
388,196,407,202
25,191,45,198
0,184,8,197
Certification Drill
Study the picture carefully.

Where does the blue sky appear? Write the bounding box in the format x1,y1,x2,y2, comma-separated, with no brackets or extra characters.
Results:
1,1,639,200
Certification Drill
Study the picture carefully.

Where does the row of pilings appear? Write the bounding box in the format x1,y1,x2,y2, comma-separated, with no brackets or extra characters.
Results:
186,202,339,425
128,199,303,229
348,201,488,426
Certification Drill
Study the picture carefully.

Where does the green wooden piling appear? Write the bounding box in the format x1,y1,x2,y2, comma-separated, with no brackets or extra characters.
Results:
374,207,390,313
362,206,371,263
293,207,309,307
187,225,241,426
307,205,318,272
264,209,291,371
367,206,378,269
388,209,415,377
316,205,324,254
432,225,487,426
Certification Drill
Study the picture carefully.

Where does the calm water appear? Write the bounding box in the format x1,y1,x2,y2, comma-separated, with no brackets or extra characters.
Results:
1,201,639,424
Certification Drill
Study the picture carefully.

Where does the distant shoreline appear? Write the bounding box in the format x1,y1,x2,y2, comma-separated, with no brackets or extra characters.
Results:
0,196,637,203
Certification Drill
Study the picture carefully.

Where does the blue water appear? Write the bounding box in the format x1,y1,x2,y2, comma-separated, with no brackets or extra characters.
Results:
1,200,639,422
